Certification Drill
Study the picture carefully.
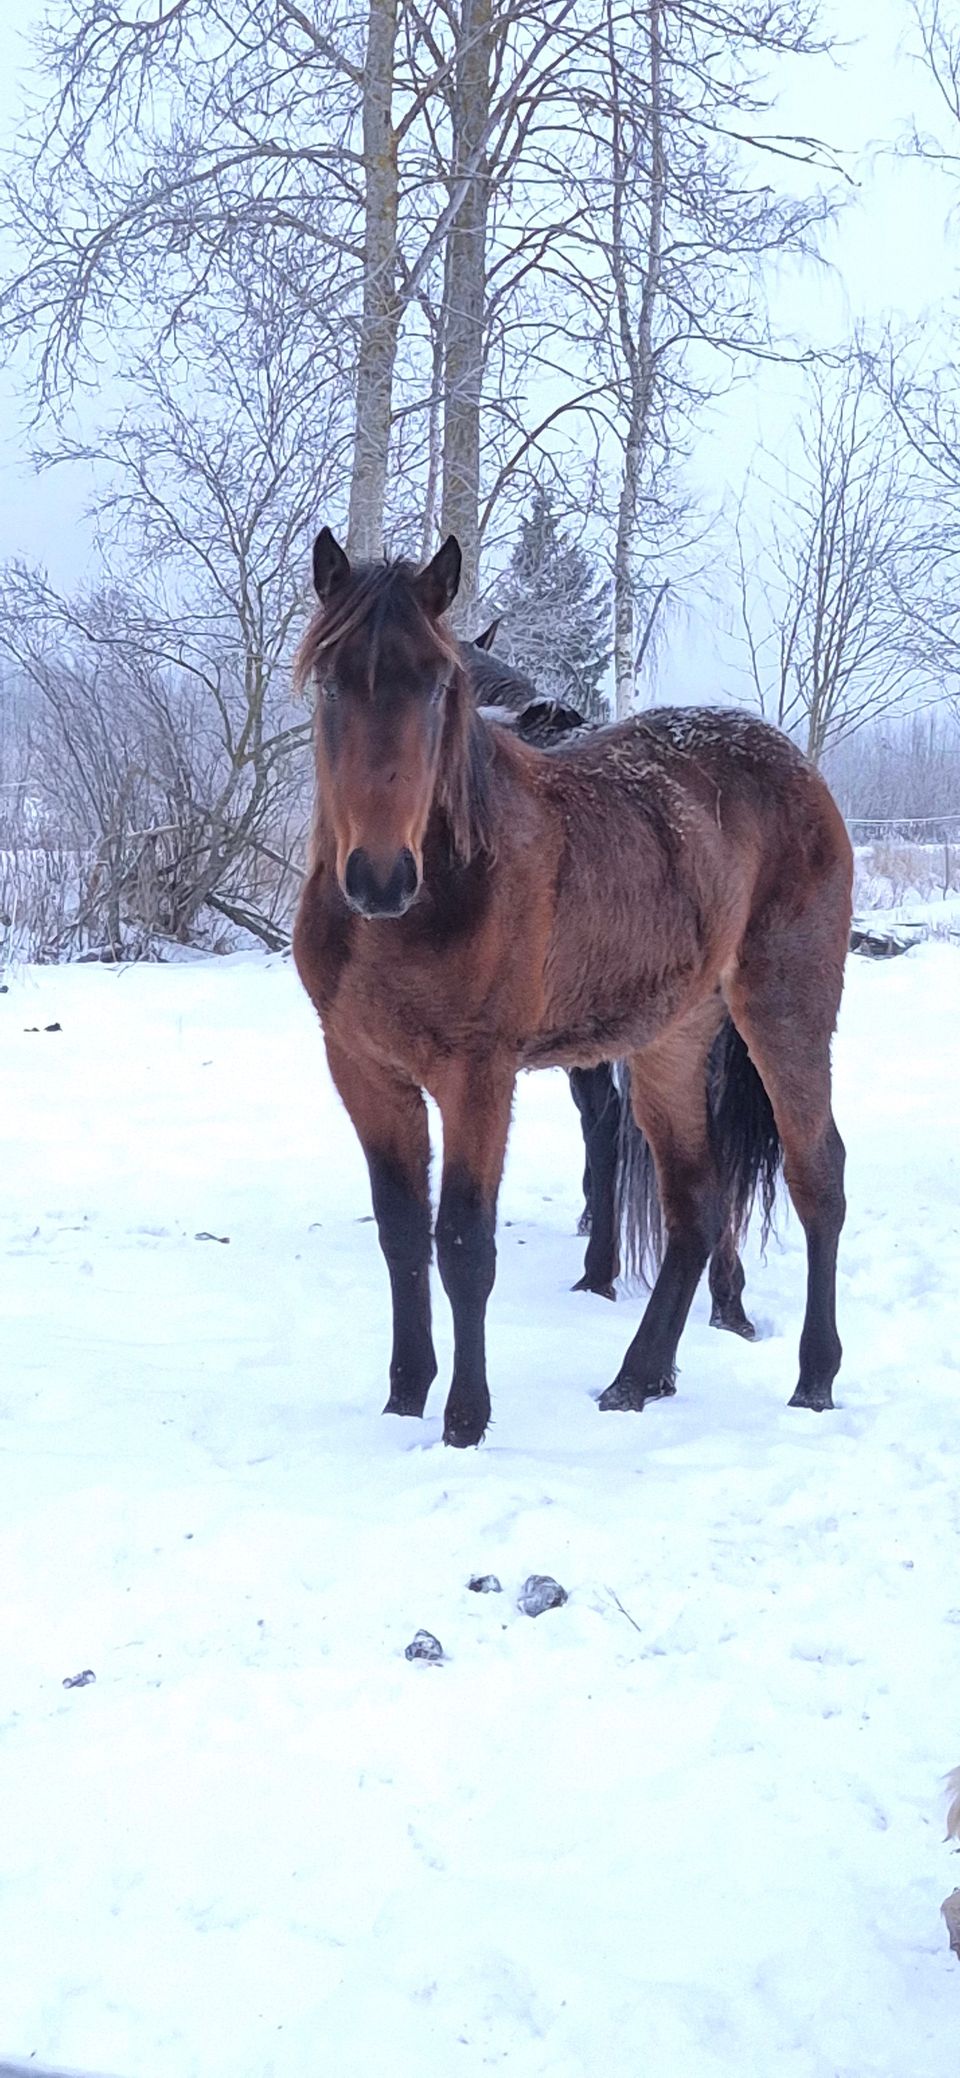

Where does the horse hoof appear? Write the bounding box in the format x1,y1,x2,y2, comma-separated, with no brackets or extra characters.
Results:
443,1416,488,1449
788,1382,834,1411
598,1371,676,1412
383,1393,428,1418
572,1275,617,1301
709,1307,757,1342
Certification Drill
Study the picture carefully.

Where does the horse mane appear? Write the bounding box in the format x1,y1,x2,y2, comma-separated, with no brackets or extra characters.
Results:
294,558,494,865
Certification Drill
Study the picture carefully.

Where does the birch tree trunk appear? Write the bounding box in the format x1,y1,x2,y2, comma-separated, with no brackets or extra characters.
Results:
610,0,665,717
347,0,400,559
420,300,446,561
440,0,493,625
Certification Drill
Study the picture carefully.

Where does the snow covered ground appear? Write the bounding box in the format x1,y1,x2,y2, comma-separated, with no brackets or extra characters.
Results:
0,945,958,2077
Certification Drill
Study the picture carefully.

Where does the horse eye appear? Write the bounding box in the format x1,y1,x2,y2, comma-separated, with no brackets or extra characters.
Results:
322,681,339,702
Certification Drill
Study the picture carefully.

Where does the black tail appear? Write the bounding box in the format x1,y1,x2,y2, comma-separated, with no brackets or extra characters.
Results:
614,1017,783,1285
707,1016,782,1249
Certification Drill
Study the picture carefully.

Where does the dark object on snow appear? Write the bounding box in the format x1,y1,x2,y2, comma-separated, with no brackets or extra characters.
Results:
404,1630,444,1663
943,1889,960,1963
194,1231,230,1244
518,1575,568,1617
849,925,920,960
24,1022,63,1033
468,1573,502,1594
62,1668,96,1689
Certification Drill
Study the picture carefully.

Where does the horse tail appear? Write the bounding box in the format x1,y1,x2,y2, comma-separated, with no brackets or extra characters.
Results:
612,1015,782,1284
613,1062,664,1286
708,1015,782,1248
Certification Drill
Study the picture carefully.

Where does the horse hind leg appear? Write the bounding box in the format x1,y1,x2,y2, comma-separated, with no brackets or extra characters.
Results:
600,1002,725,1412
725,963,846,1412
569,1063,620,1299
708,1228,756,1341
567,1067,595,1236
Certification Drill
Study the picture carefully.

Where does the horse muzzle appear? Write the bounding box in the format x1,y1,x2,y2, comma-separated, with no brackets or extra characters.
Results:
343,845,420,919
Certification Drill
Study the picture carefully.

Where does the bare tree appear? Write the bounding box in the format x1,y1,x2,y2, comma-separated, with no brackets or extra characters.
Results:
908,0,960,167
736,355,932,763
0,258,332,949
865,340,960,713
888,12,960,710
564,0,842,714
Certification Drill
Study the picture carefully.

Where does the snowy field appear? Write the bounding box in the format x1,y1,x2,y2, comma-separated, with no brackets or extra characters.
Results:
1,945,959,2077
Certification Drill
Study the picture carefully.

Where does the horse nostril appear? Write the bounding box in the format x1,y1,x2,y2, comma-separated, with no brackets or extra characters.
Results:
344,849,369,906
397,847,418,903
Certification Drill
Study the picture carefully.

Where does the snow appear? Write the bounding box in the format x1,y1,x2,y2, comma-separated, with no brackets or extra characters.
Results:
0,944,958,2076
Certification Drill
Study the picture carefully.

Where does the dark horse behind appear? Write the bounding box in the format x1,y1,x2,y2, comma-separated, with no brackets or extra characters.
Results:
294,532,852,1447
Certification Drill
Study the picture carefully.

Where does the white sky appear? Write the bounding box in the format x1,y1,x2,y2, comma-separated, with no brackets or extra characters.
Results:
0,0,956,607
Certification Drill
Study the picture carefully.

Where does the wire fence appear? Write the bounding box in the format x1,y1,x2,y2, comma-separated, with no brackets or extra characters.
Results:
847,812,960,846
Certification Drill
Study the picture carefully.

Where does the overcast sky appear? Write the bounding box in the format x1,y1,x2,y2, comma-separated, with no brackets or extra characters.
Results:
0,0,956,610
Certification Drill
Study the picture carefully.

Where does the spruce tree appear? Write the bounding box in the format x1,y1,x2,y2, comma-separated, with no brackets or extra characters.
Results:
496,489,611,721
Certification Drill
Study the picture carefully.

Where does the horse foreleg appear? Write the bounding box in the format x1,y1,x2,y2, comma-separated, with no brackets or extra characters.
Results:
324,1039,437,1418
431,1056,516,1448
569,1064,620,1299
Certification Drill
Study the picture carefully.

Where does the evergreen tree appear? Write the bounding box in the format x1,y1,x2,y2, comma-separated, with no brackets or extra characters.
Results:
496,490,611,721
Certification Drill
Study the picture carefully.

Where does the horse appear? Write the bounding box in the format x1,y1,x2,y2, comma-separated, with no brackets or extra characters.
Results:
470,665,764,1333
293,531,851,1447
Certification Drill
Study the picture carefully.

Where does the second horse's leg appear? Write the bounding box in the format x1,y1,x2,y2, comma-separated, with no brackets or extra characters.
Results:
431,1056,516,1448
599,1007,724,1412
569,1064,620,1299
708,1226,756,1340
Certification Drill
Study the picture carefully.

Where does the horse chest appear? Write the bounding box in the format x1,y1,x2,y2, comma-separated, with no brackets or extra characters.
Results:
332,925,520,1076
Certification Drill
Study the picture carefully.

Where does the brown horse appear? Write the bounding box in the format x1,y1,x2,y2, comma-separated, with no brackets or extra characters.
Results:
293,532,852,1447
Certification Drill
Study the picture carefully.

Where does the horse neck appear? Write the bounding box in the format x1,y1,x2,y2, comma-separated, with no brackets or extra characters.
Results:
461,643,537,713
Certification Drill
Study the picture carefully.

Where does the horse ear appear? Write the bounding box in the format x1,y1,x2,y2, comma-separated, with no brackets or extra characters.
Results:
416,535,461,617
312,527,350,602
474,618,500,652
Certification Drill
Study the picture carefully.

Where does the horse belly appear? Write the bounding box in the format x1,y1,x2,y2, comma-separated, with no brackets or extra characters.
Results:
521,970,697,1071
523,879,720,1069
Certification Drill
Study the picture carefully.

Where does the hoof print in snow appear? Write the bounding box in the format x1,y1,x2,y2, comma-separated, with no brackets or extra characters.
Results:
194,1231,230,1244
62,1668,96,1689
404,1630,444,1663
468,1574,502,1594
518,1575,567,1617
